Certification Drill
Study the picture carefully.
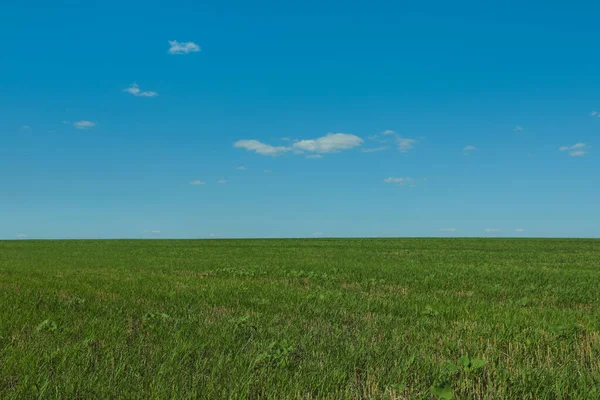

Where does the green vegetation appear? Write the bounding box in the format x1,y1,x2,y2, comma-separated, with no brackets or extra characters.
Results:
1,239,599,399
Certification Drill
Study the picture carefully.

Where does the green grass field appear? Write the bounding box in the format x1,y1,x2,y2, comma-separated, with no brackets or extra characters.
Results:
1,239,599,399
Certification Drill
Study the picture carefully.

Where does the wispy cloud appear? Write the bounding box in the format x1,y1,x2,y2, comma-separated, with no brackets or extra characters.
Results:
16,234,28,239
20,125,31,131
591,111,598,117
235,166,247,170
514,126,523,132
484,228,501,233
190,180,205,185
516,228,525,232
306,154,323,159
234,133,363,157
144,230,161,234
209,233,220,237
362,146,389,153
384,177,416,187
264,169,272,173
123,83,158,97
281,137,290,141
312,232,325,237
292,133,363,153
381,130,416,152
559,142,588,157
73,120,96,130
217,179,227,184
168,40,200,54
439,228,457,232
463,145,476,151
234,140,289,156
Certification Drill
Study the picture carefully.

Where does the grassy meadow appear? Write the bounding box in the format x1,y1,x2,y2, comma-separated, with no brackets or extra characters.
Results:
1,238,599,399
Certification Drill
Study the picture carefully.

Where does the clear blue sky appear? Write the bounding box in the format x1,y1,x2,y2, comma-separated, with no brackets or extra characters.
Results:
1,0,598,239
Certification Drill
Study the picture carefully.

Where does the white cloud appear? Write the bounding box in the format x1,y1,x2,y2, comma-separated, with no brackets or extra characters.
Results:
362,146,389,153
384,177,415,187
234,140,290,156
591,111,597,116
144,230,161,234
20,125,31,131
123,83,158,97
209,233,220,237
292,133,363,153
380,130,416,152
264,169,272,173
235,166,247,170
397,138,416,152
439,228,457,232
559,143,588,156
217,179,227,184
73,120,96,129
168,40,200,54
516,228,525,232
190,180,205,185
312,232,325,237
281,137,290,141
484,228,501,233
514,126,523,132
235,133,363,157
306,154,323,159
16,234,28,239
463,145,476,151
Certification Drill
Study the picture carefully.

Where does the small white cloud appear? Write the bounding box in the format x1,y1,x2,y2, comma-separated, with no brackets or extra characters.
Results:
516,228,525,232
20,125,31,131
235,133,363,156
190,180,205,185
123,83,158,97
281,137,290,141
209,233,220,237
234,140,289,156
485,228,501,233
559,143,588,156
235,166,247,170
306,154,323,159
569,150,587,157
514,126,523,132
380,130,416,152
16,234,28,239
463,145,476,151
264,169,272,173
591,111,597,116
217,179,227,184
397,138,416,152
384,177,415,187
312,232,325,237
73,120,96,129
292,133,363,153
362,146,389,153
144,230,161,234
168,40,200,54
439,228,457,232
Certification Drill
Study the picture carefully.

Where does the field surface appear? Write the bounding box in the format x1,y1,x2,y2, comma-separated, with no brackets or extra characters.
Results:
1,239,599,399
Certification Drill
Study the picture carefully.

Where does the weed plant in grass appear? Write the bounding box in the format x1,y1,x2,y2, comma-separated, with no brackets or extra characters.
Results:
1,239,599,398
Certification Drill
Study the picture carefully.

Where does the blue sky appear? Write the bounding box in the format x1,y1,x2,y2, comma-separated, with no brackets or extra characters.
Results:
1,0,599,239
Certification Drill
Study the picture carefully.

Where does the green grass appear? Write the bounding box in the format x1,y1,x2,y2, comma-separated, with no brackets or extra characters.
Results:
1,238,599,399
